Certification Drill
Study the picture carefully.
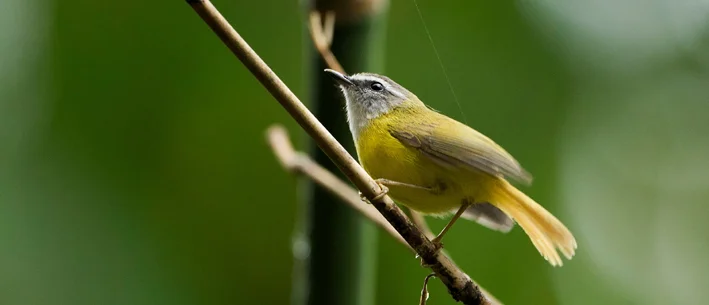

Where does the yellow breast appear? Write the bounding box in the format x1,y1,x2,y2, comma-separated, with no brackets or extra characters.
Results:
355,107,467,215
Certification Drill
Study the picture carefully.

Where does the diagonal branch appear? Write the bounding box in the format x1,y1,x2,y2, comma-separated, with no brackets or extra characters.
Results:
186,1,493,304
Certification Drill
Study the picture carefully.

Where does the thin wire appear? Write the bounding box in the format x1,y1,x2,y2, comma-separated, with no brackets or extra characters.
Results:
413,0,468,124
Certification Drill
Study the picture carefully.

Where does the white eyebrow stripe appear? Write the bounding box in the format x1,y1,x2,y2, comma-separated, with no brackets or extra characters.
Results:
354,75,386,83
352,74,407,99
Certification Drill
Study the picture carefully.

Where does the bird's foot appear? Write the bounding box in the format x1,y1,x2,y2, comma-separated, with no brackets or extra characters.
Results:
419,201,470,266
359,182,389,204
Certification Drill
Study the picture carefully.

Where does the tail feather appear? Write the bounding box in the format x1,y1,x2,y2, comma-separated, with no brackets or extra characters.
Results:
492,180,577,266
461,202,515,233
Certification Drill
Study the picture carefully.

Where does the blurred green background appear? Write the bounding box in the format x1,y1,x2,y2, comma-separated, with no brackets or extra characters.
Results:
2,0,708,304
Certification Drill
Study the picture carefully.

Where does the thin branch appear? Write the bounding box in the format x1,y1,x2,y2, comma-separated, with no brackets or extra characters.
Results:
321,11,335,47
420,273,436,305
308,11,345,74
186,1,491,304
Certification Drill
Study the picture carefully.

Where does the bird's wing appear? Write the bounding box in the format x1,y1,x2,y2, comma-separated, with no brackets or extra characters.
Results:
389,113,532,185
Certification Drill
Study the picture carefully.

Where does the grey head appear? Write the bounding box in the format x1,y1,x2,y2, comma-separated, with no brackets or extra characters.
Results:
324,69,421,139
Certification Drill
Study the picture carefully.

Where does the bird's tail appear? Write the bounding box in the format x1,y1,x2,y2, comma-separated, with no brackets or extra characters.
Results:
491,180,577,266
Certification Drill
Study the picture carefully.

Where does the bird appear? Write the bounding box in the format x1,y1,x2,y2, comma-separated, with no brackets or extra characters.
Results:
325,69,577,266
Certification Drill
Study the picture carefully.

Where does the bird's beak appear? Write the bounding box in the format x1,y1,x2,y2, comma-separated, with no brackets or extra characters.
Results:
324,69,353,86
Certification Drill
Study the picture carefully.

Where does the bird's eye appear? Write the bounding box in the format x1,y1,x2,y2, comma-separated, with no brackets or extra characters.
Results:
370,82,384,91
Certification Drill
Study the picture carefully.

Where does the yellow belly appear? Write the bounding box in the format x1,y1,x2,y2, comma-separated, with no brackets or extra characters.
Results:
355,114,493,215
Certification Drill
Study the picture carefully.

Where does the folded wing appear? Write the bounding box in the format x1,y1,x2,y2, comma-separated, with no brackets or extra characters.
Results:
388,112,532,185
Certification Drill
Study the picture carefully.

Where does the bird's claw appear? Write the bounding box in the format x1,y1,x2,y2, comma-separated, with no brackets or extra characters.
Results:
372,183,389,201
359,183,389,204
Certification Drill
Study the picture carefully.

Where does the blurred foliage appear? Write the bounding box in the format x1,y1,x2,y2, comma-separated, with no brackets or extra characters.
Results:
1,0,708,305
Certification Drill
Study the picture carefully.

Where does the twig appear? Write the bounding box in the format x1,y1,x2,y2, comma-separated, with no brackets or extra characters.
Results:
186,1,491,304
420,273,437,305
321,11,335,48
308,11,345,74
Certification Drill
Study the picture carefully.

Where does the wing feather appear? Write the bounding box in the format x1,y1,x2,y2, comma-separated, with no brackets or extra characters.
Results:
389,113,533,185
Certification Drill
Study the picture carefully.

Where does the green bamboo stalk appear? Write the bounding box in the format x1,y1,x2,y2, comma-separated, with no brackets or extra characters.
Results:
293,2,389,305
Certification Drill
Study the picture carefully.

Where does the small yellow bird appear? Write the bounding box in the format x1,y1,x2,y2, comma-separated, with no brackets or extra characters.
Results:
325,69,576,266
